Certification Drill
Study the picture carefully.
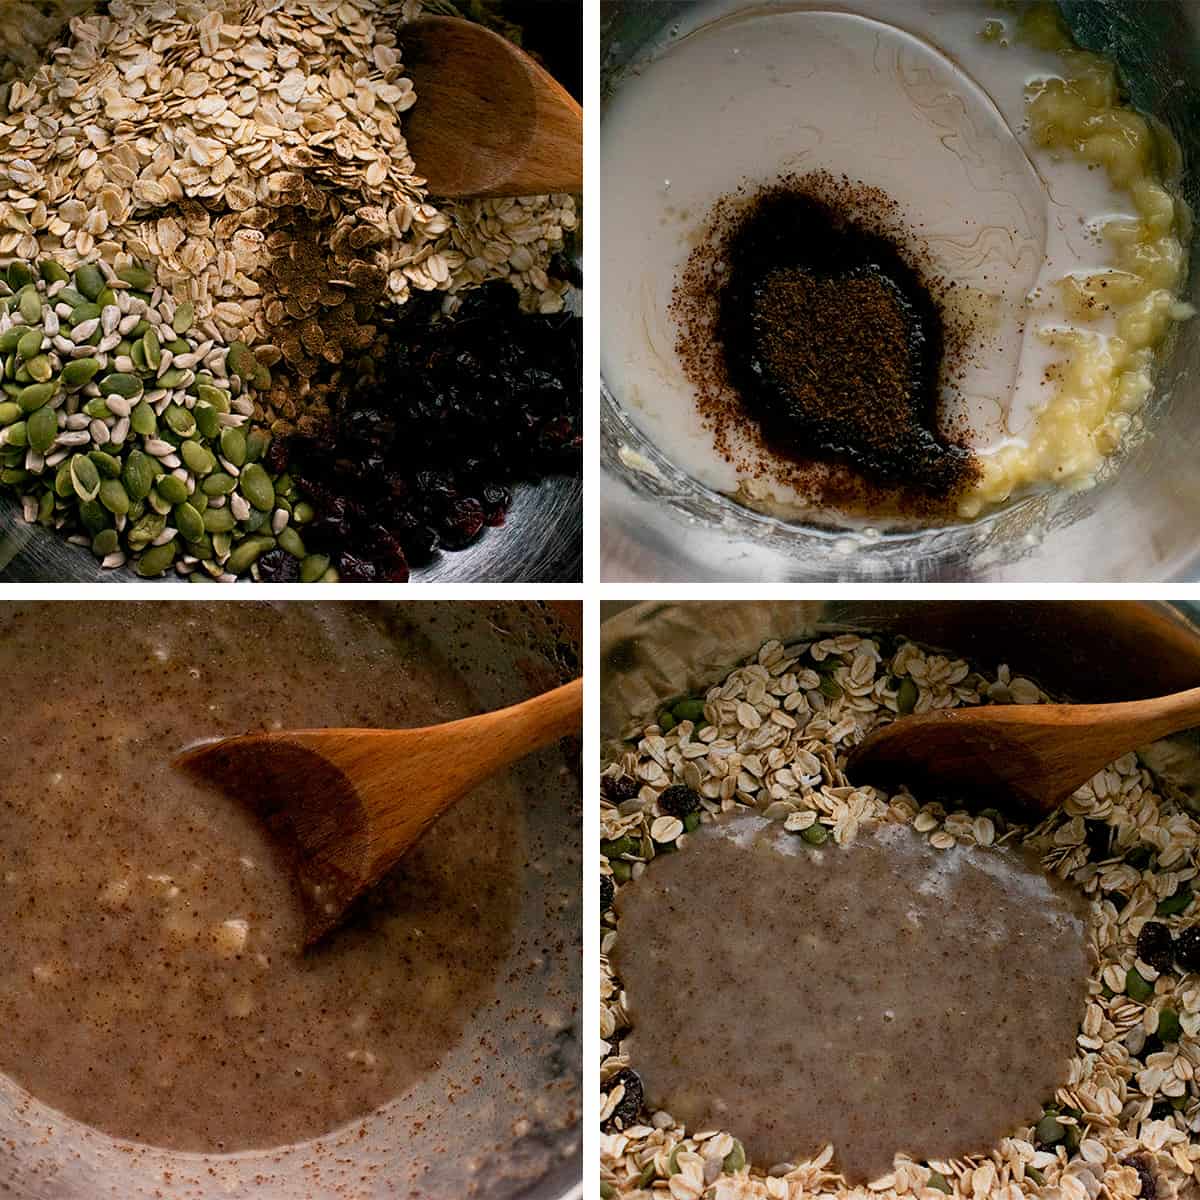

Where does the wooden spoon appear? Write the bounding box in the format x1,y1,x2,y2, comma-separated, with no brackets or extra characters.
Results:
400,16,583,198
174,677,582,946
846,687,1200,816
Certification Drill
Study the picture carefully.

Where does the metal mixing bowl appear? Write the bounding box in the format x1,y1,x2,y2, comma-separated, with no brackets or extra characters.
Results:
601,600,1200,811
601,0,1200,582
0,600,582,1200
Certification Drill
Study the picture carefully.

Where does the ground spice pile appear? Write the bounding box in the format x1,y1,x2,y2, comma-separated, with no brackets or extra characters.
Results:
673,174,980,515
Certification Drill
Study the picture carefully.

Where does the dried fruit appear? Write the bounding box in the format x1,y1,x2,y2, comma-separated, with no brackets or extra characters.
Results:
658,785,701,818
1137,922,1176,974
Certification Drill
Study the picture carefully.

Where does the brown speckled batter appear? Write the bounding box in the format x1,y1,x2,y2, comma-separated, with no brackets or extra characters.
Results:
611,813,1091,1183
0,602,522,1153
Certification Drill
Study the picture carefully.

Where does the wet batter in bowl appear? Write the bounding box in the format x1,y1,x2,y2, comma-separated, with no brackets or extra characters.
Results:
0,602,522,1152
611,814,1091,1183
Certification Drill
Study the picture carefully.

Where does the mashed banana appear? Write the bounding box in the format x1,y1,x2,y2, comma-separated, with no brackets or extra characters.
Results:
963,3,1193,517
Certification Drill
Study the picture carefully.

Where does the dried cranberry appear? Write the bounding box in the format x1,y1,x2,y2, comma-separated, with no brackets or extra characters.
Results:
602,775,640,803
440,497,485,549
1137,922,1176,974
1130,1156,1156,1200
263,436,289,475
337,553,377,582
658,785,701,817
603,1068,643,1129
1176,925,1200,972
255,548,299,583
600,875,614,915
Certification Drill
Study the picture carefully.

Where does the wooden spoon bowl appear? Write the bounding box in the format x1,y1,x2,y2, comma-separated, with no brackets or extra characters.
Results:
175,677,582,945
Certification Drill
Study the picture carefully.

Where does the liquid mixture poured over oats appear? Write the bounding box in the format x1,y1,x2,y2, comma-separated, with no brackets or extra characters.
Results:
612,814,1090,1183
0,602,521,1152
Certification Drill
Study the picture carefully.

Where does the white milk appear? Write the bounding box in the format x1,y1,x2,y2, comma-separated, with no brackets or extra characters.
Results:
601,0,1134,514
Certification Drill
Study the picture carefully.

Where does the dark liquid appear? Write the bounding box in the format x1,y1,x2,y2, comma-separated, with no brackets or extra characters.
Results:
716,188,976,497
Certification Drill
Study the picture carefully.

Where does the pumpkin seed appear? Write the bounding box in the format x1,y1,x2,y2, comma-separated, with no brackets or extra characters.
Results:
127,511,166,551
239,462,274,511
244,428,270,462
172,302,195,335
18,289,41,325
26,405,58,454
6,262,32,290
118,265,155,291
18,382,55,412
5,420,26,447
0,402,21,425
25,355,52,383
228,340,258,380
174,502,205,542
219,426,246,467
154,474,188,505
62,357,102,389
277,526,306,558
722,1139,746,1174
0,328,21,354
92,528,119,557
164,405,197,439
78,498,110,533
99,372,142,399
69,454,101,502
89,449,122,478
202,506,236,533
98,477,130,515
157,368,188,389
226,536,273,575
136,539,178,577
143,327,161,370
202,472,237,497
292,500,314,525
16,328,42,361
194,403,220,440
74,263,105,301
300,553,330,582
130,401,157,436
122,450,157,500
40,260,69,285
181,440,214,476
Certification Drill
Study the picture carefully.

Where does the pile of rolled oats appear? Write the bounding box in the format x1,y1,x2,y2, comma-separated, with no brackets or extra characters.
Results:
601,635,1200,1200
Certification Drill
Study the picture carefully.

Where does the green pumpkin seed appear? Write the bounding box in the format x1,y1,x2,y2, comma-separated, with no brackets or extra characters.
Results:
927,1174,951,1194
722,1139,746,1174
174,501,205,542
154,474,188,505
218,426,246,467
244,428,270,462
1035,1114,1065,1146
192,404,219,440
672,698,706,723
18,289,41,325
130,339,148,372
24,354,52,383
1125,967,1154,1003
0,402,20,425
6,261,32,291
121,450,157,500
130,401,157,436
118,264,155,291
201,471,236,497
292,499,314,525
99,372,142,399
136,539,177,578
91,528,119,557
195,383,226,410
16,328,42,361
896,677,919,714
157,368,188,389
163,404,196,438
202,506,236,533
165,337,189,355
69,301,102,326
318,566,338,583
37,490,54,524
26,405,57,454
40,260,69,284
142,327,161,370
77,498,109,534
277,526,305,558
801,822,829,845
0,467,27,485
241,506,267,532
62,357,102,389
127,511,166,551
211,531,232,560
181,440,214,476
0,327,21,354
18,381,55,412
239,462,274,511
83,397,112,421
89,449,122,478
56,287,86,308
1158,1009,1182,1041
54,462,73,497
252,362,272,391
300,553,330,583
98,477,130,515
71,451,103,504
1156,885,1192,916
186,534,214,558
74,263,105,301
172,302,195,335
228,340,258,380
226,537,270,576
4,420,26,447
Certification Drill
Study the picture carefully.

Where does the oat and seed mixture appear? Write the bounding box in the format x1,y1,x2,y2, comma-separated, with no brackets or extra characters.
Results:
601,635,1200,1200
0,0,576,579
